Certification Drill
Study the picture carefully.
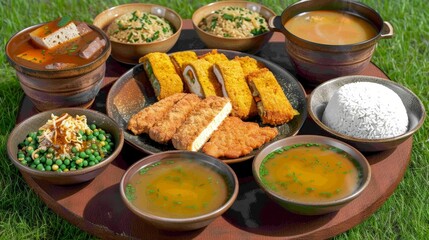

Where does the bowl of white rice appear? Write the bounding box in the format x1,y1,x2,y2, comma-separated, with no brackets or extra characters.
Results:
94,3,182,64
308,76,426,152
192,1,275,53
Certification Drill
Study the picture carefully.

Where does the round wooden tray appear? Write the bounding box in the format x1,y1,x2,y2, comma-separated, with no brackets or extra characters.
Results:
16,21,412,239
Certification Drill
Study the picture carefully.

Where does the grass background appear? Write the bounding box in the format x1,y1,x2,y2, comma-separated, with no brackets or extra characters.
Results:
0,0,428,239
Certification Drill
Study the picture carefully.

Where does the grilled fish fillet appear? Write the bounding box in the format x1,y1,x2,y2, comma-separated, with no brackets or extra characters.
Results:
247,68,299,125
127,93,187,135
213,60,257,120
172,96,232,151
149,94,201,143
139,52,183,100
202,116,278,158
182,59,223,98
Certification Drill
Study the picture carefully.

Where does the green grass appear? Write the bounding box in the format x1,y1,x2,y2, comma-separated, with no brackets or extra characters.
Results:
1,0,428,239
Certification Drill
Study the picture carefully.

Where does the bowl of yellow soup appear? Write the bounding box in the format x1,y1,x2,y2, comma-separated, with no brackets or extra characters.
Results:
253,135,371,215
268,0,393,85
120,151,239,231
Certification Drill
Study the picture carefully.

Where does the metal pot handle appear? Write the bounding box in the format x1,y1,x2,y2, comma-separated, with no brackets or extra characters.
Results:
380,21,394,39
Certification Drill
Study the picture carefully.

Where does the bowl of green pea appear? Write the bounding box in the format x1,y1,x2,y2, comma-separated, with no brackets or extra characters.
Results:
7,108,124,185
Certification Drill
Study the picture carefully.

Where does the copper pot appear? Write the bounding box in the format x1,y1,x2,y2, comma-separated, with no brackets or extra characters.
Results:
269,0,393,86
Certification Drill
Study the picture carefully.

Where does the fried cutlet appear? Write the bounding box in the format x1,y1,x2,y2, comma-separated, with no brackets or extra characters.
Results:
170,51,198,92
182,59,223,97
233,56,266,77
149,94,202,144
199,49,228,64
139,52,183,100
127,93,187,135
172,96,232,151
213,60,257,119
202,117,278,159
247,68,299,125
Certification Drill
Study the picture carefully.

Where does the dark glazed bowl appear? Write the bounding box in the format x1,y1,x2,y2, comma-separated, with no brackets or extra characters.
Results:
192,1,275,53
308,76,426,152
93,3,182,64
7,108,124,185
269,0,393,85
120,151,239,231
253,135,371,215
6,23,111,111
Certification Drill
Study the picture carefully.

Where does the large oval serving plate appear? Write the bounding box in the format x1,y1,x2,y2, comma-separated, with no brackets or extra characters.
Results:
106,49,307,163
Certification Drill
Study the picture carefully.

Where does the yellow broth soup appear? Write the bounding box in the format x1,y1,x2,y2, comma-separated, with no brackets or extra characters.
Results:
284,10,377,45
259,143,361,203
125,158,228,218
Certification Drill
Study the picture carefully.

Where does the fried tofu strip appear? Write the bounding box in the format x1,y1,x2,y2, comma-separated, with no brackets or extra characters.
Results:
127,93,187,135
172,96,232,151
139,52,183,100
182,59,223,98
199,49,228,64
247,68,299,125
202,117,278,158
213,60,257,120
170,51,198,75
233,56,266,77
149,94,202,144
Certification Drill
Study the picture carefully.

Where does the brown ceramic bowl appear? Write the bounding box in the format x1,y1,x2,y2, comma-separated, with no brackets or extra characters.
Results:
269,0,394,85
93,3,182,64
308,76,426,152
5,22,111,111
253,135,371,215
120,151,239,231
192,1,275,53
7,108,124,185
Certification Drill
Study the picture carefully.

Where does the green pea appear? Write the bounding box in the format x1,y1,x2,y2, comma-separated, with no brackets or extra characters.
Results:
45,166,52,171
90,124,97,130
71,147,78,153
87,135,94,140
98,134,106,141
85,149,92,155
75,158,83,165
83,160,88,167
94,152,100,157
55,159,63,166
22,160,28,165
71,162,76,168
46,153,53,159
48,147,55,153
52,164,59,171
46,159,53,166
64,159,70,165
70,167,76,171
96,156,102,161
39,156,46,163
18,153,25,159
60,164,66,170
34,159,40,165
89,155,96,162
25,156,31,162
36,164,44,171
89,161,95,166
30,164,36,169
91,143,98,150
94,160,99,164
79,152,87,158
56,168,63,172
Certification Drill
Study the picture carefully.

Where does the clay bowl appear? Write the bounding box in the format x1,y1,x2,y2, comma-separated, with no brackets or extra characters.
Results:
93,3,182,64
5,22,111,111
308,76,426,152
192,1,275,53
269,0,394,85
120,151,239,231
7,108,124,185
253,135,371,215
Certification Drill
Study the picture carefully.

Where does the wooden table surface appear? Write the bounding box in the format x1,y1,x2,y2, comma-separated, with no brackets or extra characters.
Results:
16,20,412,239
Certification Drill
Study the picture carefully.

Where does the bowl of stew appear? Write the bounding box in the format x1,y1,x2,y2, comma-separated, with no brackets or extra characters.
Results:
5,17,111,111
120,150,239,231
253,135,371,215
269,0,393,85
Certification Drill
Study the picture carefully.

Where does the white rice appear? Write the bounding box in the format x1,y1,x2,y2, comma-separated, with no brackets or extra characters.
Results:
322,82,408,139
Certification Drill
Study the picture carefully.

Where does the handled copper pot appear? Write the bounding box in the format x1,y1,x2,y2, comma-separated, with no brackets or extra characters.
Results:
269,0,393,86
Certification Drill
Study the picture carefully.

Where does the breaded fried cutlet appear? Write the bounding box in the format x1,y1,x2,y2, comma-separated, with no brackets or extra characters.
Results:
233,56,266,77
199,49,228,64
182,59,223,97
149,94,201,144
202,117,278,159
172,96,232,151
247,68,299,125
213,60,257,119
170,51,198,92
139,52,183,100
127,93,187,135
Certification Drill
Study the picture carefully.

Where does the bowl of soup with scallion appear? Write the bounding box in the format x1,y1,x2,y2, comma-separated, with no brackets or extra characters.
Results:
120,151,239,231
253,135,371,215
268,0,393,85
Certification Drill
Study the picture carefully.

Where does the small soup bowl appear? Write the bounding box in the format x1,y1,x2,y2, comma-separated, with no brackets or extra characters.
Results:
269,0,393,85
93,3,182,64
5,22,111,111
308,75,426,152
192,1,275,53
253,135,371,215
7,108,124,185
120,150,239,231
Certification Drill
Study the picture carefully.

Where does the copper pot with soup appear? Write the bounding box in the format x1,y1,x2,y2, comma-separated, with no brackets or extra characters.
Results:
269,0,393,85
6,17,111,111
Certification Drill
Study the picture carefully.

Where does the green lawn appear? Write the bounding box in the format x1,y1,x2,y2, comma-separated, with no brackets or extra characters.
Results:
1,0,428,239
